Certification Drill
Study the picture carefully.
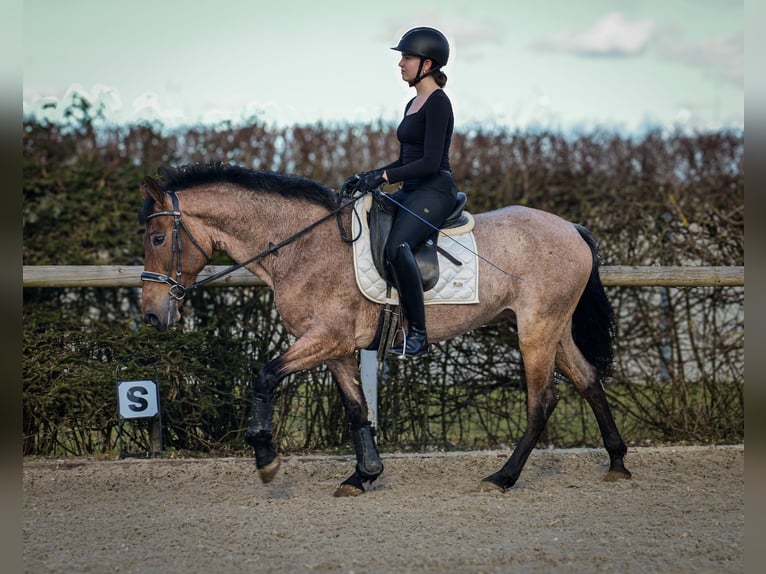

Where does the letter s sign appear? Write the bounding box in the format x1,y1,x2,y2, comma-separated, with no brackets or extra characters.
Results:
117,380,159,419
127,386,150,412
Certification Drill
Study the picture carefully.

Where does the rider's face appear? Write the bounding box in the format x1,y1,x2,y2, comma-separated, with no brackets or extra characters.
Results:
399,53,431,85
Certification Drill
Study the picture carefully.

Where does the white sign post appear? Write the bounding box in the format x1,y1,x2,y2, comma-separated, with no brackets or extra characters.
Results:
360,350,378,431
116,379,162,458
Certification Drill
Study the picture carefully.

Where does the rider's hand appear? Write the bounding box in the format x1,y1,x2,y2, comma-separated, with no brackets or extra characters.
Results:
355,170,386,193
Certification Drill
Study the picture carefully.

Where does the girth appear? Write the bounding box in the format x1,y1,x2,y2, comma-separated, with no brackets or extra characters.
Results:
368,191,469,292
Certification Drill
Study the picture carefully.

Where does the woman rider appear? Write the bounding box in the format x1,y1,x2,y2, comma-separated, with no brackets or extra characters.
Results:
351,27,458,359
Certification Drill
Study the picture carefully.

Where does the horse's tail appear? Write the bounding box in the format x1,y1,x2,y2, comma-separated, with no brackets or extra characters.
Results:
572,224,615,380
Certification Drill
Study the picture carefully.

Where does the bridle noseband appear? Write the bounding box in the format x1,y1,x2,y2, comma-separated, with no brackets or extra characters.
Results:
140,191,210,300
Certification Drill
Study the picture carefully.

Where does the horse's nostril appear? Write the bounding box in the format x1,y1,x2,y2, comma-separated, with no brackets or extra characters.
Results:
144,313,161,330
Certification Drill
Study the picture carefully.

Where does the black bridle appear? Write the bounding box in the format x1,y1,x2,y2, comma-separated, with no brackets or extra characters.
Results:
140,186,366,300
140,191,210,300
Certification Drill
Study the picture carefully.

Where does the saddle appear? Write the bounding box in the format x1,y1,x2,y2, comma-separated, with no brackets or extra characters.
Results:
367,191,470,292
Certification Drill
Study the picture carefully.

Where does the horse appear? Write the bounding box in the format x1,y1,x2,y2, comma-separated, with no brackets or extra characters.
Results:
138,162,631,497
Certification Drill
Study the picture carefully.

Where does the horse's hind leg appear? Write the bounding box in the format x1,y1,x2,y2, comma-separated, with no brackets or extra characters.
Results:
326,356,384,497
480,342,560,492
556,332,631,480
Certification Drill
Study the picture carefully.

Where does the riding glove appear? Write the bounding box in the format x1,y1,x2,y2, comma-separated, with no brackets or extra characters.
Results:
355,170,386,193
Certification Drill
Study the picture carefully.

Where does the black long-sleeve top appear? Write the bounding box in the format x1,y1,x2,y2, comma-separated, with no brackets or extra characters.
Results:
382,89,453,185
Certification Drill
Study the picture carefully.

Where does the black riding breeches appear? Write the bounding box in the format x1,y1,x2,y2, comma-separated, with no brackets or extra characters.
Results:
384,172,458,262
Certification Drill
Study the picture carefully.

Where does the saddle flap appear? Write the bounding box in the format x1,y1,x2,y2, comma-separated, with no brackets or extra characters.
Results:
352,197,480,306
413,235,439,292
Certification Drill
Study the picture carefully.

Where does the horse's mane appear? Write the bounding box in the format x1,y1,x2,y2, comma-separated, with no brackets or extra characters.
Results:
140,162,341,223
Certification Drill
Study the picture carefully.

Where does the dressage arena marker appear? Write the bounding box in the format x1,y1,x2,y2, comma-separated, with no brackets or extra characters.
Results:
116,379,163,458
115,357,163,458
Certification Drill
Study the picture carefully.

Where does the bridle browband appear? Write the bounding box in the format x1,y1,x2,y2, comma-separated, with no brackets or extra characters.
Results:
140,188,366,300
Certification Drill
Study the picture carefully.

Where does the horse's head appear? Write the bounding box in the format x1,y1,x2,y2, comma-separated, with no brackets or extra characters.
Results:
139,176,211,331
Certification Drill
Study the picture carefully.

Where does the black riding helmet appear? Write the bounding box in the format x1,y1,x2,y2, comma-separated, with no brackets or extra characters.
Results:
391,27,450,85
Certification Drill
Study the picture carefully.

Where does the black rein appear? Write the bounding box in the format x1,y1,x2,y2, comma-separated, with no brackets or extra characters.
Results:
140,189,366,300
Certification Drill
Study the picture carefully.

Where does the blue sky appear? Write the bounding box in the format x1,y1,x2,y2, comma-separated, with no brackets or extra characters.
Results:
23,0,744,133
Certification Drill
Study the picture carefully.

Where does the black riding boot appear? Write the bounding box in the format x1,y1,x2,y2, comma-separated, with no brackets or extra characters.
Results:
387,242,429,359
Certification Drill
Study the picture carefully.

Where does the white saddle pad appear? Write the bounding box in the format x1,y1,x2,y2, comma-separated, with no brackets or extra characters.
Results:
351,195,479,305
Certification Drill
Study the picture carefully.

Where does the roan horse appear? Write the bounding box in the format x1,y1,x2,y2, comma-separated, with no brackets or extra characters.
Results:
139,162,631,496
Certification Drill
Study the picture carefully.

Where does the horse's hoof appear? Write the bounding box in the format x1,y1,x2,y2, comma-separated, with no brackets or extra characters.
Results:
604,468,632,482
257,457,282,484
333,483,364,497
479,479,506,493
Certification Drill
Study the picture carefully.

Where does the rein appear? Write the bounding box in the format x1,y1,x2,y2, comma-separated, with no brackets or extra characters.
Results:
141,189,366,300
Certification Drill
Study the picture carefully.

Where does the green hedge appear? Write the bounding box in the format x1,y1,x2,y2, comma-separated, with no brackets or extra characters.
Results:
23,101,744,456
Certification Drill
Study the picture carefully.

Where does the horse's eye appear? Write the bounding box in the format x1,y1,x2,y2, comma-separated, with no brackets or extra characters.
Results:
152,234,165,246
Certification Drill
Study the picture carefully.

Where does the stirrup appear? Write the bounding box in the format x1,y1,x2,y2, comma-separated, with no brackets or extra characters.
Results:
387,330,429,360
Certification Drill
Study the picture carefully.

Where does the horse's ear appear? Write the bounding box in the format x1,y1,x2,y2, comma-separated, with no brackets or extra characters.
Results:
142,176,164,203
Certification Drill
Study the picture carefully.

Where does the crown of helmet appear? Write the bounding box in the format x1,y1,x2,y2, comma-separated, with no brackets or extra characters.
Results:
391,27,449,68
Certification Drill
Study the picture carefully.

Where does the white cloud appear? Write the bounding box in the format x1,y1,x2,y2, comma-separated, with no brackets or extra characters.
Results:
659,32,743,86
531,12,659,57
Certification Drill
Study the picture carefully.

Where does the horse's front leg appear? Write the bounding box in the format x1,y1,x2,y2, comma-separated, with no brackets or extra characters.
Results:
244,332,365,487
244,356,285,483
326,356,384,497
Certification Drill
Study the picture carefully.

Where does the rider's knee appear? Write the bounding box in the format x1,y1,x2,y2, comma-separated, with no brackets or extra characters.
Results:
386,240,412,264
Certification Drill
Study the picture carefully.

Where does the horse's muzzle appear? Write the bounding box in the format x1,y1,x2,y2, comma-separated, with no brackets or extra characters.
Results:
142,297,181,332
143,312,167,332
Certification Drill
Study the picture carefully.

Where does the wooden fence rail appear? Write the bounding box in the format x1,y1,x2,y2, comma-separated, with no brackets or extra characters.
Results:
23,265,745,288
22,264,744,430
